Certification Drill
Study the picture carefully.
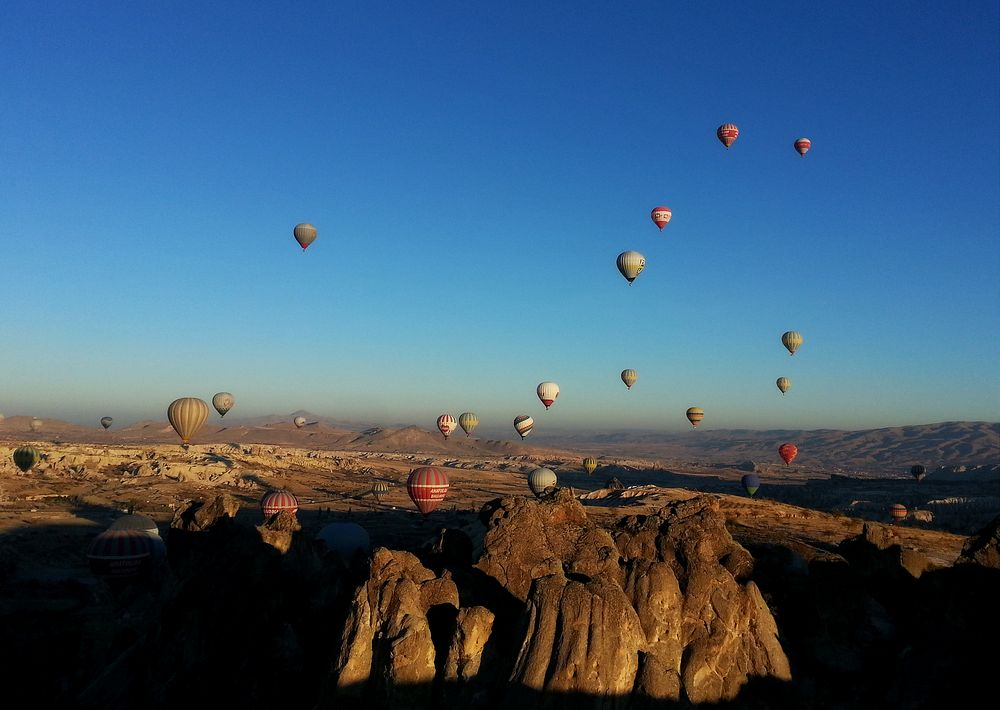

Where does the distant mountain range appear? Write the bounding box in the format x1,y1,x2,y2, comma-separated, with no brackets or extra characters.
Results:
0,415,995,472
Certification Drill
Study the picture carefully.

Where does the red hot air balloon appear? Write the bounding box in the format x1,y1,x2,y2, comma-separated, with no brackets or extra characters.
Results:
407,466,449,515
794,138,812,157
87,529,157,579
778,443,798,466
717,123,739,148
889,503,907,521
650,206,672,231
437,414,457,439
261,490,299,518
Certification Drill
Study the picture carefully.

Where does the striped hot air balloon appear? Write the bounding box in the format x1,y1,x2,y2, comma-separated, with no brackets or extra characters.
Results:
650,206,672,231
458,412,479,437
778,443,798,465
910,465,927,481
407,466,449,515
686,407,705,427
372,481,391,500
583,457,597,475
616,251,645,284
261,490,299,518
13,446,40,472
513,415,534,439
212,392,235,417
794,138,812,157
167,397,209,445
527,467,557,498
776,377,791,395
889,503,908,521
437,414,457,439
621,369,638,390
717,123,739,148
536,382,560,410
87,529,157,579
781,331,803,355
293,223,317,250
741,473,761,497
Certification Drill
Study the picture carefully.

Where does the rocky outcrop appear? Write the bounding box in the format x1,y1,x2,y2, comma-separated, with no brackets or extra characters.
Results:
170,493,240,531
958,513,1000,568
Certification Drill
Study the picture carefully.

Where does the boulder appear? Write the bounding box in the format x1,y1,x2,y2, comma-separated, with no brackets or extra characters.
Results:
958,513,1000,568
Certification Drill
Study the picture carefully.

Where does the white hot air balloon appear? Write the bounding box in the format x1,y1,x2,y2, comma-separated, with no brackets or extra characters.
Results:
167,398,209,445
212,392,235,417
293,416,307,428
536,382,560,410
616,251,645,284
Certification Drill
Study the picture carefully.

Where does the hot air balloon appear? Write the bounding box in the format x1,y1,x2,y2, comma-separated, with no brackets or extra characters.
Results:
372,481,391,500
617,251,645,284
437,414,457,439
686,407,704,427
776,377,791,395
781,331,803,355
717,123,739,148
458,412,479,437
167,397,209,446
13,446,40,472
583,457,597,475
514,415,534,439
261,490,299,518
87,529,158,579
293,416,307,428
109,514,160,537
650,206,672,231
741,473,761,497
30,417,42,432
889,503,907,522
407,466,449,515
536,382,560,410
621,369,638,390
528,467,557,498
100,416,113,429
778,443,798,465
910,465,927,481
293,223,317,250
212,392,235,417
794,138,811,157
315,522,371,562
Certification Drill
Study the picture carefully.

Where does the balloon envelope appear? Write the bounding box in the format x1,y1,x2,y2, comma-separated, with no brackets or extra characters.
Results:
458,412,479,436
30,418,42,432
261,490,299,518
910,465,927,481
109,514,159,536
407,466,449,515
293,416,307,428
889,503,907,521
776,377,791,395
437,414,457,438
686,407,705,427
794,138,812,156
372,481,391,499
13,446,40,472
212,392,235,417
781,331,803,355
100,416,113,429
621,369,638,390
513,415,534,439
583,457,597,475
87,529,157,579
650,206,672,230
717,123,739,148
528,467,557,498
167,397,209,445
741,473,761,497
536,382,560,409
315,522,371,563
778,443,798,465
293,223,317,250
616,251,645,283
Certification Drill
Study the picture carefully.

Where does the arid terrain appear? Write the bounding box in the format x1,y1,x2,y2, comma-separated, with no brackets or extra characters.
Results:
0,416,997,707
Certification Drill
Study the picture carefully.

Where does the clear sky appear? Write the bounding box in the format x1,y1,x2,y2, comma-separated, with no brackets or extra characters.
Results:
1,1,998,434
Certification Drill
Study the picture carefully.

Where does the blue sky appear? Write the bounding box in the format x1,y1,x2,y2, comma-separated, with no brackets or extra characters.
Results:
1,1,998,434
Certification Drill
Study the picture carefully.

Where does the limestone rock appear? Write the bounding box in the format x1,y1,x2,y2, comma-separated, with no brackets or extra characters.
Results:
958,513,1000,568
170,493,240,532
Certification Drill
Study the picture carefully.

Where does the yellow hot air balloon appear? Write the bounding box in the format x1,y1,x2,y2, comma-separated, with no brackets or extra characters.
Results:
583,457,597,475
621,369,638,390
776,377,791,395
616,251,645,284
781,331,803,355
458,412,479,437
167,397,209,445
686,407,705,427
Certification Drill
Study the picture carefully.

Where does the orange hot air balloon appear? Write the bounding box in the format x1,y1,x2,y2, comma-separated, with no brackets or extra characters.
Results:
717,123,739,148
650,206,672,231
889,503,907,521
794,138,812,157
778,443,798,465
685,407,705,427
407,466,449,516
